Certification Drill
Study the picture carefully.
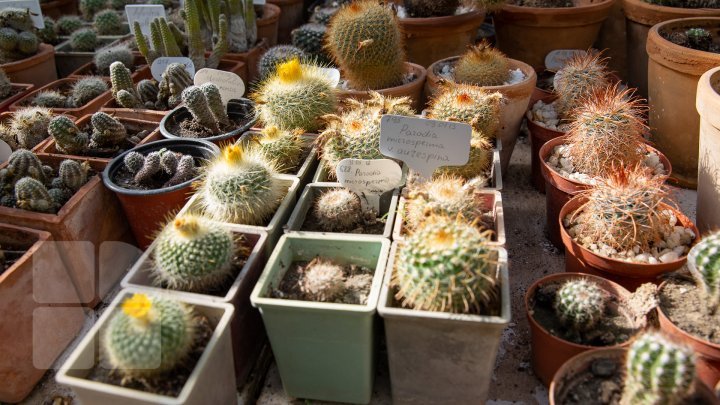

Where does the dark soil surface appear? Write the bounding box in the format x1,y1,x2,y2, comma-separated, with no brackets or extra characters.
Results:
271,260,374,305
74,122,150,159
512,0,573,7
537,70,555,91
87,314,213,398
0,249,26,275
660,279,720,344
111,153,199,191
663,30,720,53
175,117,248,139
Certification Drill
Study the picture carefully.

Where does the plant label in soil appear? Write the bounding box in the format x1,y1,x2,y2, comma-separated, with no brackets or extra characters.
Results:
317,67,340,87
194,68,245,105
151,57,195,81
125,5,166,36
336,158,402,211
0,0,44,28
254,0,266,4
380,115,471,179
0,140,12,164
545,49,589,72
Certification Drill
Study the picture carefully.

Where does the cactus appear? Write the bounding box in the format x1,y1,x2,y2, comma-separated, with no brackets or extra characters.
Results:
79,0,106,20
404,0,460,17
393,214,496,313
153,214,244,292
554,279,606,332
49,116,89,154
0,28,18,52
165,155,196,187
182,0,228,69
687,231,720,314
103,293,197,377
137,79,159,105
71,77,109,107
621,332,695,405
181,85,222,134
134,151,161,184
4,149,46,185
198,144,285,225
90,112,127,148
313,188,363,232
434,135,493,180
326,1,405,90
428,83,503,137
58,159,89,191
94,9,125,35
686,27,713,51
124,151,145,174
157,63,193,110
258,45,308,80
94,44,134,75
16,31,38,55
301,258,346,302
405,175,482,230
310,6,339,25
56,16,84,36
200,83,230,127
125,150,197,188
249,126,305,173
110,61,141,108
453,42,511,87
292,23,331,64
15,177,55,213
70,28,98,52
553,53,610,119
0,68,12,100
37,17,58,45
10,107,53,149
253,58,337,132
0,8,34,32
31,91,67,108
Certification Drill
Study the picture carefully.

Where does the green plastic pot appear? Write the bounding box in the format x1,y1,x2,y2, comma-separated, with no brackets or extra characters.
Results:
250,234,391,404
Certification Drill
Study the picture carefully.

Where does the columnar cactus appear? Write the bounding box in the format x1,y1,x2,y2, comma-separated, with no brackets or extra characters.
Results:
404,0,460,17
201,83,230,127
70,28,98,52
258,45,308,79
137,79,159,106
181,84,230,135
250,126,305,173
554,279,606,332
71,77,109,107
428,83,503,137
553,53,610,119
94,44,134,75
90,112,127,148
301,258,346,302
49,116,88,154
94,9,125,35
621,332,695,405
687,231,720,314
157,63,193,109
182,0,228,69
313,188,364,232
405,175,481,230
453,42,511,87
110,61,138,101
123,150,197,188
166,155,196,187
103,293,197,377
291,23,330,64
10,107,53,149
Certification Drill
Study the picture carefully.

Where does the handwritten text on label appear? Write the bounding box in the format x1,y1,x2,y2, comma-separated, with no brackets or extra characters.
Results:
336,158,402,211
125,5,166,36
194,68,246,105
151,57,195,81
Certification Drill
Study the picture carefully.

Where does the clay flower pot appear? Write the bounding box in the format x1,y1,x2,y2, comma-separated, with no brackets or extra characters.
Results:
526,272,635,386
10,77,113,118
559,194,698,291
102,139,220,250
0,83,34,114
398,10,486,68
268,0,304,44
527,93,564,192
623,0,720,98
1,43,57,88
69,53,151,81
336,62,427,114
596,1,628,80
494,0,615,69
160,99,257,146
40,0,77,19
425,56,537,175
647,17,720,189
257,3,281,46
696,66,720,233
54,36,127,78
540,135,672,249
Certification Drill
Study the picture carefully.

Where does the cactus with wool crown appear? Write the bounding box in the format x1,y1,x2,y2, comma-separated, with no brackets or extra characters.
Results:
3,107,53,150
428,82,503,137
554,279,606,332
258,45,308,80
687,231,720,315
94,44,134,75
313,188,364,232
405,175,484,231
301,258,346,302
454,42,511,87
253,58,337,132
552,52,610,119
103,293,198,377
248,126,305,173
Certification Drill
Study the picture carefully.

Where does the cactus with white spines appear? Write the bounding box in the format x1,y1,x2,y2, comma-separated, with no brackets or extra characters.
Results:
687,231,720,314
554,279,606,332
313,188,363,232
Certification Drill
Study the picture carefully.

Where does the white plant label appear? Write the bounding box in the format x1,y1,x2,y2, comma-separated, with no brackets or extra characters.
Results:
0,0,44,28
545,49,589,72
318,67,341,87
254,0,266,4
0,140,12,163
151,57,195,81
194,68,246,105
336,158,403,212
379,115,471,179
125,5,166,36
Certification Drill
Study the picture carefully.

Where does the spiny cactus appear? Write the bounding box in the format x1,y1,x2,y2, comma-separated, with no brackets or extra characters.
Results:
0,68,12,100
137,79,159,105
292,23,330,64
153,214,246,292
16,31,38,55
454,42,511,87
301,258,346,302
0,28,18,52
326,1,406,90
313,188,364,232
428,83,503,137
0,8,34,32
58,160,89,192
393,214,497,313
180,0,229,69
71,77,109,107
254,58,337,132
249,126,305,173
687,231,720,314
94,9,125,35
181,84,230,135
198,144,285,225
553,53,610,119
49,116,88,154
124,149,198,189
94,44,134,75
404,0,460,17
110,61,141,108
157,63,193,110
686,27,713,51
9,107,53,149
166,155,196,187
70,28,98,52
15,177,55,213
2,149,46,186
90,112,127,149
37,17,58,45
405,175,482,230
620,332,695,405
554,279,606,332
434,135,493,180
31,91,67,108
79,0,106,20
111,61,190,111
258,45,308,80
55,16,83,36
103,293,197,377
309,6,339,25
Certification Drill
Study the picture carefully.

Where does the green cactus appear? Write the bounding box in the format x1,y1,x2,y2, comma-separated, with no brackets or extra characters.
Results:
48,116,88,154
393,214,496,313
31,91,67,108
90,112,127,148
134,151,161,184
292,23,331,64
16,31,38,55
58,159,89,191
126,150,196,188
137,79,159,106
258,45,308,80
10,107,53,150
554,279,606,332
0,28,18,52
0,68,12,100
37,17,58,45
687,231,720,314
95,44,134,75
15,177,55,213
182,0,229,69
428,83,503,137
404,175,482,231
0,8,34,32
103,293,197,377
434,135,493,180
404,0,460,17
326,1,405,90
79,0,106,20
110,61,142,108
133,21,160,67
453,42,511,87
200,83,230,127
123,151,145,174
70,28,98,52
71,77,109,107
94,9,125,35
198,144,285,225
55,16,84,36
249,126,305,173
301,258,346,302
5,149,46,185
621,332,695,405
313,188,363,232
157,63,193,110
182,85,222,134
686,27,713,51
553,53,610,119
160,150,177,174
109,0,129,9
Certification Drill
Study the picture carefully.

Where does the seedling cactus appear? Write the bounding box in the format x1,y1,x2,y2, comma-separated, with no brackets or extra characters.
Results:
553,53,610,119
301,258,346,302
553,279,606,332
453,42,511,87
313,188,363,232
428,83,503,137
687,231,720,314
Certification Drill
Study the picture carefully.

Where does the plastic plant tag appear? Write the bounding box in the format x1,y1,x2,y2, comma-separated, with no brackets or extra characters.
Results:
336,158,403,212
0,0,44,28
545,49,589,72
317,67,341,87
151,57,195,81
0,140,12,163
125,5,166,36
194,68,246,105
379,115,471,179
254,0,266,4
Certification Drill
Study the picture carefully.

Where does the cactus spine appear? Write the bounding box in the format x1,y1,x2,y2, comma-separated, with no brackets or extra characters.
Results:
71,77,109,107
687,231,720,314
250,126,305,173
554,279,606,332
428,83,503,137
94,44,134,75
90,112,127,148
553,53,610,119
70,28,97,52
405,175,482,230
48,116,88,154
258,45,308,80
301,258,346,302
313,188,363,232
453,42,511,87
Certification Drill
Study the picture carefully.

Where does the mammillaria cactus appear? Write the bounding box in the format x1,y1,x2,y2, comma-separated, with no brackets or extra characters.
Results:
453,42,511,87
405,175,481,230
326,1,405,90
71,77,109,107
621,332,696,405
94,44,134,75
48,116,88,154
111,61,190,110
258,45,308,79
157,63,193,110
0,9,39,62
428,83,503,137
393,215,497,313
291,23,330,64
249,126,305,173
301,258,346,302
434,136,493,180
103,293,198,377
404,0,460,17
94,9,125,35
553,279,606,332
56,16,83,36
15,177,54,212
70,28,98,52
254,58,337,132
0,8,34,32
687,231,720,314
58,159,89,192
1,149,46,186
31,90,67,108
0,68,12,100
8,107,53,149
553,53,610,119
313,188,363,232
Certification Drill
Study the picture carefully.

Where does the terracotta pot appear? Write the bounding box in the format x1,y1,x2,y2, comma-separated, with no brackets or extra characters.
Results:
69,54,151,81
103,139,221,249
54,36,127,78
425,57,537,175
647,17,720,189
540,136,672,249
257,3,281,46
549,347,720,405
337,62,427,113
36,114,161,166
494,0,615,70
160,99,257,145
100,100,169,122
559,195,698,291
40,0,77,19
398,10,486,68
0,83,33,114
696,66,720,234
9,77,113,118
221,39,269,83
0,224,84,403
1,43,57,88
527,94,564,192
623,0,720,98
596,0,628,80
526,272,634,387
269,0,304,43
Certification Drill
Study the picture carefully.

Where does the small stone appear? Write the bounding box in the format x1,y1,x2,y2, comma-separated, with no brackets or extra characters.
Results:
659,251,679,263
591,358,617,377
648,256,659,264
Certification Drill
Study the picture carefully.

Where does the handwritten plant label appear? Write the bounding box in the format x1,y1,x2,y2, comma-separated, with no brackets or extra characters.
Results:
194,68,246,105
0,139,12,163
125,5,166,36
151,57,195,81
0,0,43,28
379,115,471,179
317,67,340,87
336,158,403,211
545,49,589,72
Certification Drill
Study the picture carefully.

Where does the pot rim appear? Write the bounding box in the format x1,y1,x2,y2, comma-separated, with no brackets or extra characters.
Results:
647,17,720,76
657,280,720,352
257,2,281,23
499,0,615,17
336,62,427,96
0,43,55,71
696,66,720,128
8,77,112,114
398,8,484,25
427,56,538,93
159,98,257,143
623,0,720,26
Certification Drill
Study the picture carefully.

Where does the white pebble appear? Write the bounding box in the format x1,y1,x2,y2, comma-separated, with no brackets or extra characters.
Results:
659,251,679,263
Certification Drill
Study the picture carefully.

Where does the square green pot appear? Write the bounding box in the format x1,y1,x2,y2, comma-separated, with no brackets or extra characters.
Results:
250,234,391,404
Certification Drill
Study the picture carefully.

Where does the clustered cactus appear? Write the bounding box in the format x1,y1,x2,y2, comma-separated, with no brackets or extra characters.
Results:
453,42,511,87
291,23,330,64
30,77,108,109
404,175,484,231
0,68,12,101
0,107,54,150
0,8,40,63
55,15,84,36
687,231,720,315
552,53,610,119
94,44,134,76
247,126,305,173
258,45,308,80
123,148,197,188
111,61,189,111
48,112,144,155
313,188,364,232
553,279,606,332
300,258,346,302
180,84,231,136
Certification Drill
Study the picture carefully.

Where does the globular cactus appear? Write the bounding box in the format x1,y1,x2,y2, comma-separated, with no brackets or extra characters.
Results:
15,177,55,213
70,28,98,52
37,17,58,45
71,77,109,107
0,68,12,100
553,53,610,119
250,126,305,173
254,58,337,132
123,151,145,174
10,107,53,150
3,149,46,185
94,10,125,36
434,135,493,180
0,8,33,32
309,6,339,25
326,1,405,90
157,63,193,110
31,91,67,108
258,45,308,80
621,332,695,405
0,28,18,52
686,27,713,51
55,16,84,36
428,83,503,137
405,175,482,230
453,42,511,87
79,0,106,20
58,159,89,191
393,214,496,313
90,112,127,148
198,144,285,225
103,293,197,377
313,188,363,232
301,258,346,302
16,31,38,55
48,116,89,154
133,151,161,184
137,79,159,106
181,85,222,134
553,279,606,332
94,44,134,75
404,0,460,17
687,231,720,314
153,214,244,292
292,23,330,64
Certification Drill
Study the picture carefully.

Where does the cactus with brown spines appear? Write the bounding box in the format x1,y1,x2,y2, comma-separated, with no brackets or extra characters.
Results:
157,63,194,110
133,151,161,184
553,52,611,119
405,175,483,231
2,149,46,186
301,258,346,302
453,42,511,87
165,155,196,187
248,126,305,173
137,80,159,106
90,112,127,149
428,82,504,137
15,177,55,213
313,188,364,232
